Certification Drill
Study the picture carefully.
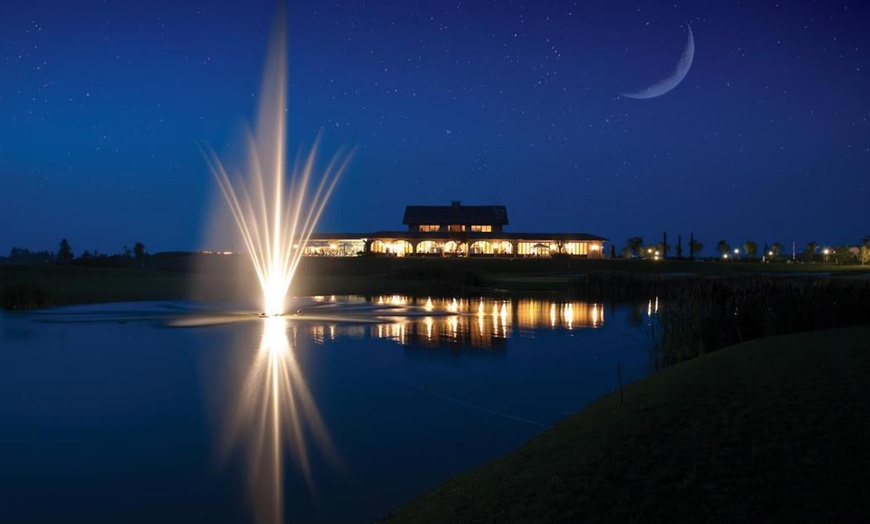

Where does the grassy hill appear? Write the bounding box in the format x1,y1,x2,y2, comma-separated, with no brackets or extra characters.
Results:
383,326,870,523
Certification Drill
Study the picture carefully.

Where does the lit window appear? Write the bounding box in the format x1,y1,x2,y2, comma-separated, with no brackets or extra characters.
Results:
470,225,492,232
448,225,466,232
418,225,440,232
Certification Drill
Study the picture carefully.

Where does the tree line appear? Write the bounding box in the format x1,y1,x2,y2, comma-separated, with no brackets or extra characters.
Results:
621,234,870,264
5,239,150,268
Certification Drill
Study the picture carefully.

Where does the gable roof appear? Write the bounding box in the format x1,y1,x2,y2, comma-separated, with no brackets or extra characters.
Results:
402,203,509,226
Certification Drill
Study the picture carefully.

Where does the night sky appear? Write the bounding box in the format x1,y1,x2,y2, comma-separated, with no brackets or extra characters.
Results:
2,0,868,256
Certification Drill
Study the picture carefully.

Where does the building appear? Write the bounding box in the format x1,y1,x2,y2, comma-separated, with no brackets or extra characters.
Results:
304,201,606,258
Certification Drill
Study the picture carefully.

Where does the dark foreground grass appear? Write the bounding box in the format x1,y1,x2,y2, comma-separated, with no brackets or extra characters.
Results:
384,326,870,524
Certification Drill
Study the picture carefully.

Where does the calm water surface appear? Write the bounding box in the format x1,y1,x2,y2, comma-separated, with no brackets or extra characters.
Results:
0,296,654,523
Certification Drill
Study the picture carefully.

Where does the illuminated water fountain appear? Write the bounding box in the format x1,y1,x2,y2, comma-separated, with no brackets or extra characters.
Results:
203,19,351,317
200,15,351,524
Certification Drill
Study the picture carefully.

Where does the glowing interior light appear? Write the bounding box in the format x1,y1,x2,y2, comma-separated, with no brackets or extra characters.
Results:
424,297,434,312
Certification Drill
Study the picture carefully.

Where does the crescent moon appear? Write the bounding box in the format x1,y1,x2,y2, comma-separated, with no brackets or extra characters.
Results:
622,24,694,100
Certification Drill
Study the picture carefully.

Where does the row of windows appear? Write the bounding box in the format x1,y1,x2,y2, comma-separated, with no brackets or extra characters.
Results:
416,224,493,232
371,240,597,257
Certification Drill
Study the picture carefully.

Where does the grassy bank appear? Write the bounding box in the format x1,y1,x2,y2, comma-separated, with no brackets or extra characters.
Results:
383,325,870,523
3,256,869,310
0,265,193,309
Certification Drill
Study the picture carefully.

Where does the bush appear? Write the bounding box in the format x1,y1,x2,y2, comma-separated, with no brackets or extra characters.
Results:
2,283,48,310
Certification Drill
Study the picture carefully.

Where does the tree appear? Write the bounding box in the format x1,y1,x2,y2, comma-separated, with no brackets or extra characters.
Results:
134,242,146,261
832,245,856,265
690,238,703,258
716,240,730,258
9,248,53,264
743,240,758,261
676,234,683,259
803,241,818,263
57,238,74,264
626,237,644,258
861,236,870,265
771,242,784,259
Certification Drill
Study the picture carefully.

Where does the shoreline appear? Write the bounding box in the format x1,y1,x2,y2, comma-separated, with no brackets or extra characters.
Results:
381,325,870,523
3,257,869,311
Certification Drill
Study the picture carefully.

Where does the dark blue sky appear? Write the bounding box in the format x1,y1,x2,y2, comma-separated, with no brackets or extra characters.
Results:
2,0,868,255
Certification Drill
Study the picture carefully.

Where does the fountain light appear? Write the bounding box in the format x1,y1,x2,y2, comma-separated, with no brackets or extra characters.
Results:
222,316,338,524
204,17,352,317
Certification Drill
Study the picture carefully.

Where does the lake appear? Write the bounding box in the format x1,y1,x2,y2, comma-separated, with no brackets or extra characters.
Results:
0,296,654,523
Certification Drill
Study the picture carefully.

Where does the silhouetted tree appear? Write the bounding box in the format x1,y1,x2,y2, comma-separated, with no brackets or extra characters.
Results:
743,240,758,261
134,242,146,261
57,239,74,264
716,240,730,258
832,245,856,265
690,238,703,258
803,241,818,262
9,248,53,264
771,242,784,258
676,234,683,259
626,237,644,258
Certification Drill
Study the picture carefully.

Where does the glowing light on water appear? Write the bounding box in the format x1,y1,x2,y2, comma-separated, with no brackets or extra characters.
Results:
222,317,338,524
204,18,351,316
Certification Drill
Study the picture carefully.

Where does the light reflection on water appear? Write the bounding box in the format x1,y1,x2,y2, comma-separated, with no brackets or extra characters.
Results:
301,295,604,349
221,316,338,524
0,296,653,523
214,295,606,523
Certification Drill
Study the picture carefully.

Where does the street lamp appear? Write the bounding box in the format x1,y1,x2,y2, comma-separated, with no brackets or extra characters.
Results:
823,248,830,263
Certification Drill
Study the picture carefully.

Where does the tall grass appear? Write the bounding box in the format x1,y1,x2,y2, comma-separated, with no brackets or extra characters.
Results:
648,276,870,367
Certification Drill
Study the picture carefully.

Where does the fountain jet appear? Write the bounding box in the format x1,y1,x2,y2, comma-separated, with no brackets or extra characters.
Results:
203,14,351,317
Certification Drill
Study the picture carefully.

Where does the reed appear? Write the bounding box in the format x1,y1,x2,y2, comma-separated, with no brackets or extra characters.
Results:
650,276,870,367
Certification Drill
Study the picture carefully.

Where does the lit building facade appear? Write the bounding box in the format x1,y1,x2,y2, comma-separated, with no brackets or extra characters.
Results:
304,201,607,258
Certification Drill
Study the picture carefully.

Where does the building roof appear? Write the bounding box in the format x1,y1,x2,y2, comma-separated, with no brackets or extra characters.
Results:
402,201,509,226
311,231,608,242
